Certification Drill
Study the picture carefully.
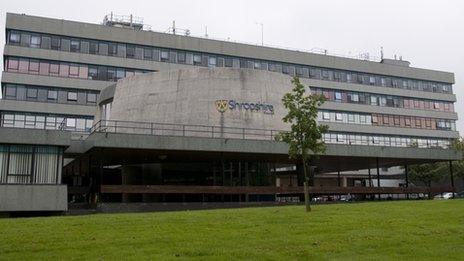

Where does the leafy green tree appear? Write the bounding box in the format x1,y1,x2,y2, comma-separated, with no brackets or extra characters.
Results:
450,138,464,182
408,162,446,198
277,77,328,212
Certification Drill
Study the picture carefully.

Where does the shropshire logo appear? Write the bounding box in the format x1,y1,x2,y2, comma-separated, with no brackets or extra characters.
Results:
215,100,229,113
215,99,274,115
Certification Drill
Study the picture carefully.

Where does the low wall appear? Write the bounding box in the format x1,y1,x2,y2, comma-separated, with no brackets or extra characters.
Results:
0,184,68,212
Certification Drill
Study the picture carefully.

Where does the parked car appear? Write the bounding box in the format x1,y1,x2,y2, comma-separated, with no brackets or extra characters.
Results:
434,192,456,199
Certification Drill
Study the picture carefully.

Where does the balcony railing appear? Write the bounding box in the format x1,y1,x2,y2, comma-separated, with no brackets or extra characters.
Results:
90,120,451,149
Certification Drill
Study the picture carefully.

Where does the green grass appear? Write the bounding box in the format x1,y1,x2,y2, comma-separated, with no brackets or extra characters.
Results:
0,200,463,260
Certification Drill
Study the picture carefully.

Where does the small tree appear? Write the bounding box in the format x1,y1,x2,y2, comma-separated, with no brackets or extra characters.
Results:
408,162,446,198
277,77,328,212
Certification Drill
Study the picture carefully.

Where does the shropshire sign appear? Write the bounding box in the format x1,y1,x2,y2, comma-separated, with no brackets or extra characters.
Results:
215,99,274,114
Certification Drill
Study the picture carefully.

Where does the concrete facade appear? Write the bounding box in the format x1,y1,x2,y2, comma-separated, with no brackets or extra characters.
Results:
0,184,68,212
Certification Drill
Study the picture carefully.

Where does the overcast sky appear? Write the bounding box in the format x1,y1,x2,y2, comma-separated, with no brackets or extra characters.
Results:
1,0,463,131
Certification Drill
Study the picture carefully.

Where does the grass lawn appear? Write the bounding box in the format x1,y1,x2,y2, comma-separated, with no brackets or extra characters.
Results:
0,200,463,260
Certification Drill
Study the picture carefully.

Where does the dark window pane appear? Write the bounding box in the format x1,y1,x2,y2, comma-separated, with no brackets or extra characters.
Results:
70,39,80,52
88,66,98,80
108,43,117,56
107,68,116,81
126,45,135,58
97,66,108,81
51,36,61,50
143,48,153,60
89,41,99,54
177,52,186,63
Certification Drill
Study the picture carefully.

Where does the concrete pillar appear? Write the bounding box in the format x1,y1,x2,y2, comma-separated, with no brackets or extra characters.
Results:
342,176,347,187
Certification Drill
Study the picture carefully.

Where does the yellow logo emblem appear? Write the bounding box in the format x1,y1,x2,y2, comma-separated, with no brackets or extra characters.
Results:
215,100,229,113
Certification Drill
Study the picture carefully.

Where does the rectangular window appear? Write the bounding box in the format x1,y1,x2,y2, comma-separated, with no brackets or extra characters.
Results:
69,63,79,76
193,54,202,65
372,115,378,123
322,112,330,120
67,91,78,101
350,93,359,102
51,36,61,50
370,96,378,105
143,48,153,60
30,35,41,48
47,90,58,100
335,92,342,101
70,39,80,52
405,118,411,126
160,50,169,62
360,115,366,123
224,57,233,67
383,116,389,124
28,59,40,73
177,52,186,63
209,57,217,67
348,114,355,122
116,68,125,79
49,62,60,75
108,43,117,56
126,45,135,58
9,31,21,44
7,58,19,71
335,113,343,121
89,41,99,54
434,102,440,109
88,66,98,80
5,85,17,98
26,88,38,99
87,93,97,103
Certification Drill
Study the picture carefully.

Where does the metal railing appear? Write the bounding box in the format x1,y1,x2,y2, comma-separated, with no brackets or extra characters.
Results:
90,120,451,149
91,120,279,141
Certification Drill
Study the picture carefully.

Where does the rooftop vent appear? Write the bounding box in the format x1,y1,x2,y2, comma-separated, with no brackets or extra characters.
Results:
103,12,145,30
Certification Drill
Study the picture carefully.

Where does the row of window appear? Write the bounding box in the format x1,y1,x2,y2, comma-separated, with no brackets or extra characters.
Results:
323,132,450,149
4,57,149,82
0,112,94,132
312,87,454,112
7,30,453,94
2,84,98,105
318,110,456,131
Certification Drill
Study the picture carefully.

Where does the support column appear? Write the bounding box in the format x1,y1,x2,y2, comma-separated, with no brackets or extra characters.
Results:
376,158,381,200
337,170,341,187
342,176,347,187
404,165,409,200
450,161,455,198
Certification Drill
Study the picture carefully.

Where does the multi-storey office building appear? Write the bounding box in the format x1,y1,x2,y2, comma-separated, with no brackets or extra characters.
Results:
0,13,460,212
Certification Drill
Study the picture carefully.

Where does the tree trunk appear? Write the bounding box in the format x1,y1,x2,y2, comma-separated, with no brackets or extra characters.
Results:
427,182,432,199
302,157,311,212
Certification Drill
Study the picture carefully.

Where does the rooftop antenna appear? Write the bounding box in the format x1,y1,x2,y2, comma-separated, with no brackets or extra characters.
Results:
394,54,397,60
205,26,208,38
380,46,384,60
172,20,176,35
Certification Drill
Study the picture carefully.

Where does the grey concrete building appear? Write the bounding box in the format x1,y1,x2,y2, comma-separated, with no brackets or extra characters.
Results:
0,13,460,212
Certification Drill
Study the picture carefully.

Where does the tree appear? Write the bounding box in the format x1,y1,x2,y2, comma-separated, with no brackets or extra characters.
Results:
277,77,328,212
408,162,446,198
